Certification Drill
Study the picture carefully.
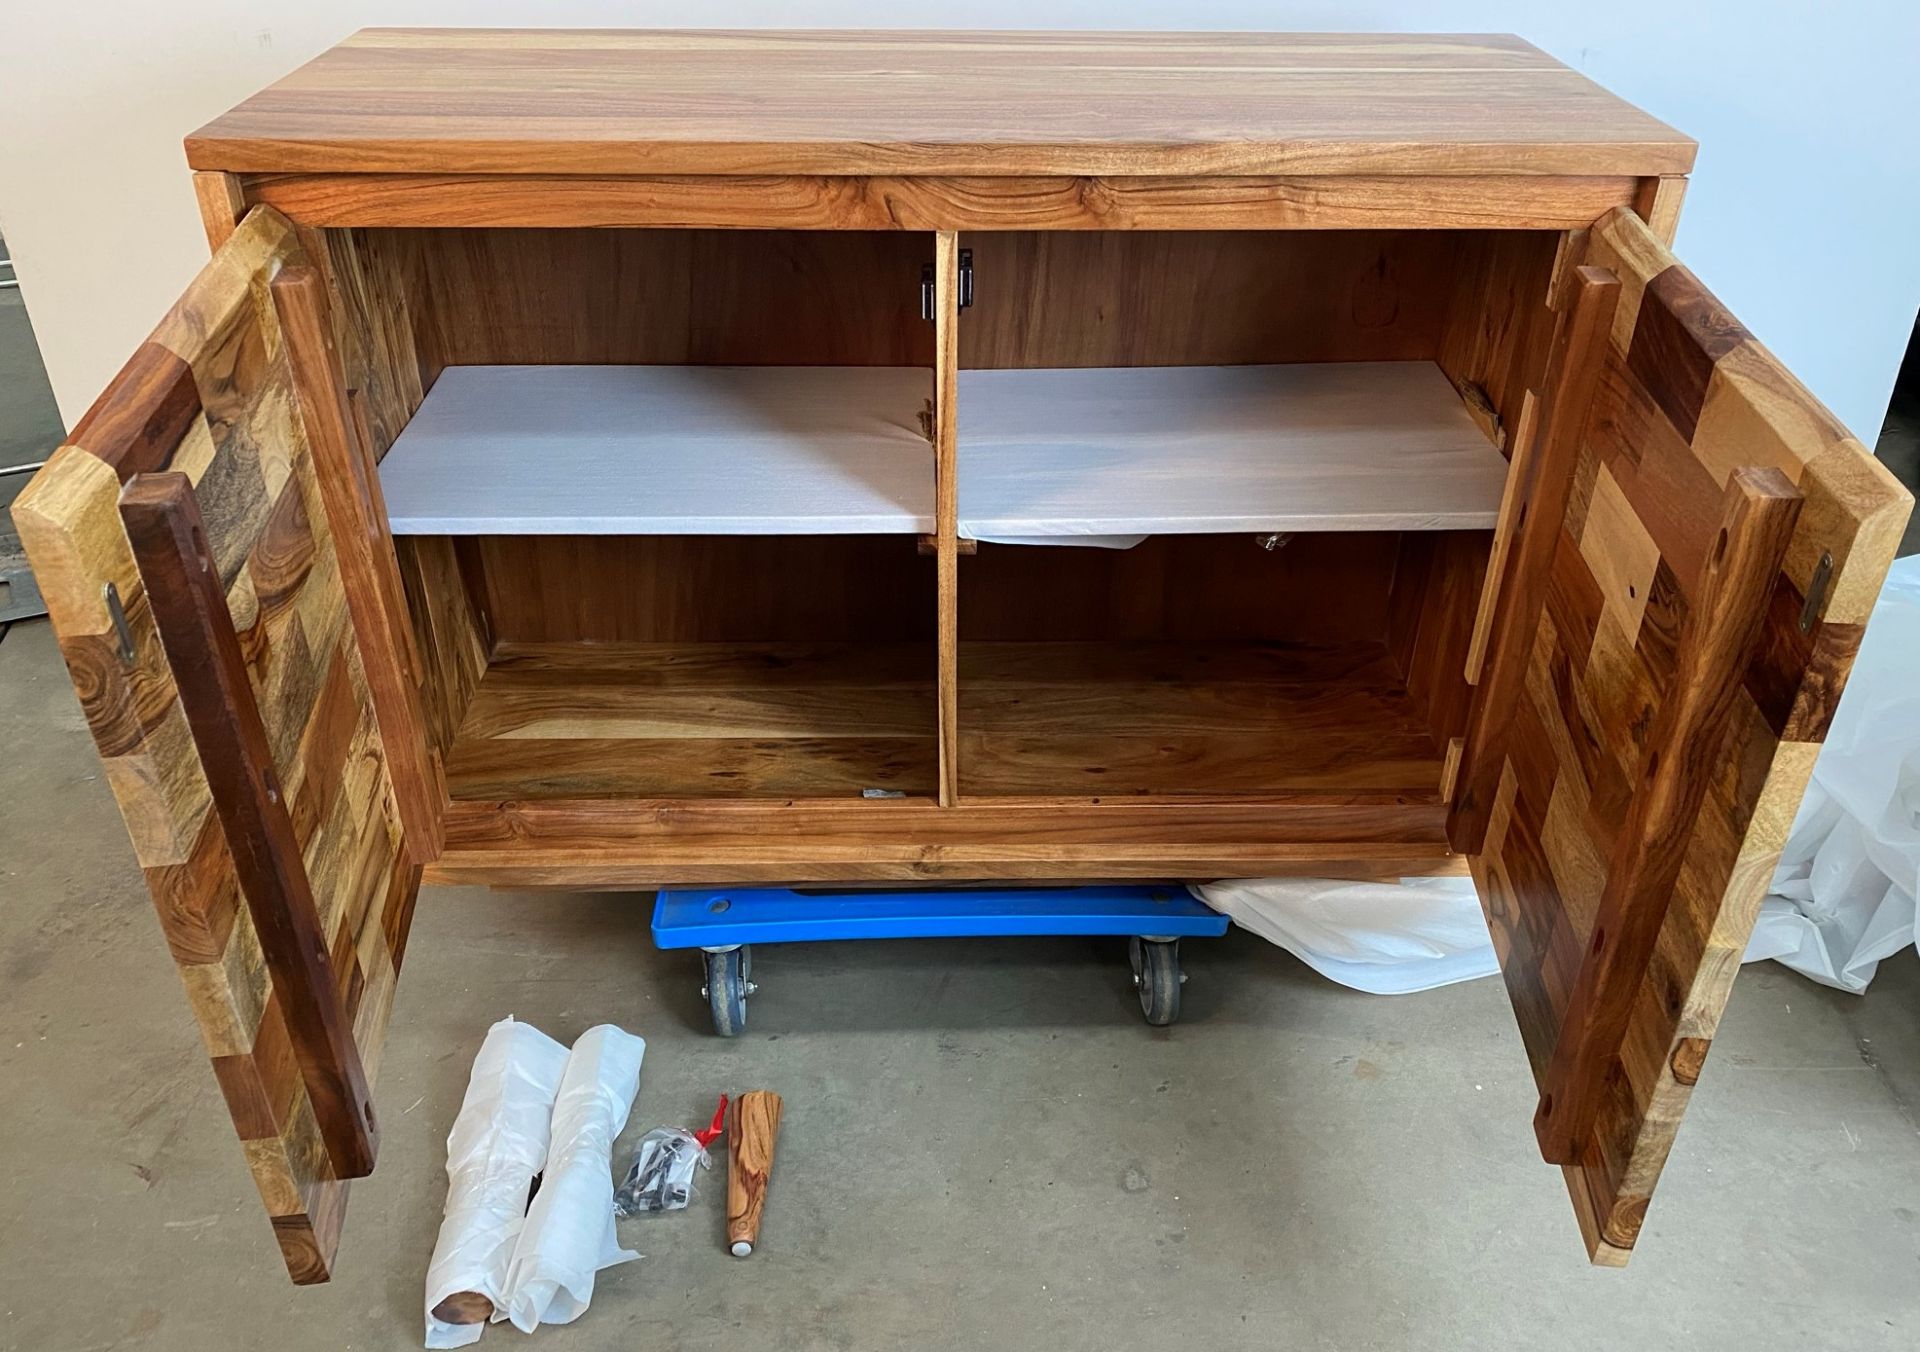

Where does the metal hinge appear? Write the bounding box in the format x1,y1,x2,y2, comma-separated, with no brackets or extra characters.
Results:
920,249,975,320
1799,551,1834,633
103,581,136,662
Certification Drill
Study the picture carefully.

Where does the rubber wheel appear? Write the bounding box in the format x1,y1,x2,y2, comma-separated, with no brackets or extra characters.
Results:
1130,937,1181,1026
704,947,748,1037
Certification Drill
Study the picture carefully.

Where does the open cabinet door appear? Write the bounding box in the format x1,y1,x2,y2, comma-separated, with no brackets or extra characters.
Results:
14,208,435,1283
1452,207,1911,1264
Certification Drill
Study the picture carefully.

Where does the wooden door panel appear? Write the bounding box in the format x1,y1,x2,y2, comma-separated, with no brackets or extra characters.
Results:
13,208,422,1284
1456,207,1910,1263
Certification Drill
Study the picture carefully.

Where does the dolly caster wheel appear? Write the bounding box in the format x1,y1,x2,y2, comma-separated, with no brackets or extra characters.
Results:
1129,937,1185,1026
701,945,755,1037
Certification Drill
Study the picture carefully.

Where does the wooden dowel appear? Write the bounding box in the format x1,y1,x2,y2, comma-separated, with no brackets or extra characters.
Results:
1449,265,1621,853
726,1089,784,1257
120,471,379,1179
1533,466,1802,1164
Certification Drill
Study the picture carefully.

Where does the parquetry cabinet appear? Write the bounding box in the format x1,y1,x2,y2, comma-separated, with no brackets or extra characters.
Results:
17,30,1910,1282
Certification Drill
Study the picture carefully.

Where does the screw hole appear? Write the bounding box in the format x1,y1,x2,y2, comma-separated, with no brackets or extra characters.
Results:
708,898,730,914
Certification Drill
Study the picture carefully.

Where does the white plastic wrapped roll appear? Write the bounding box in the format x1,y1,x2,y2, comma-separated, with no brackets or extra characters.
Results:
499,1024,648,1333
1753,554,1920,992
423,1017,570,1349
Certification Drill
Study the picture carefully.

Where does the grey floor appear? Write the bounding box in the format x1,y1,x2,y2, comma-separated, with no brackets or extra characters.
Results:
0,229,66,605
2,612,1918,1350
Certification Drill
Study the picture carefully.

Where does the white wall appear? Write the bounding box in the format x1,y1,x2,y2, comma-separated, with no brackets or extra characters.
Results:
2,2,1916,439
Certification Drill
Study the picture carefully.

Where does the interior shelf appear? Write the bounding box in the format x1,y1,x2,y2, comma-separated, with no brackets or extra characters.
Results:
379,366,934,535
956,362,1508,540
958,641,1445,798
444,641,938,801
380,361,1503,541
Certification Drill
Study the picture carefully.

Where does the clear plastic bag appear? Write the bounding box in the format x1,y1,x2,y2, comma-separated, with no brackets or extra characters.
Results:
615,1095,728,1216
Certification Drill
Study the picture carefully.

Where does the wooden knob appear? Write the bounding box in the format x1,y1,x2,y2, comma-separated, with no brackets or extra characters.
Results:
726,1090,783,1257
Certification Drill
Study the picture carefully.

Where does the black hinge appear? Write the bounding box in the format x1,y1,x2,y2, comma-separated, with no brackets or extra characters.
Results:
1798,551,1834,633
921,250,976,321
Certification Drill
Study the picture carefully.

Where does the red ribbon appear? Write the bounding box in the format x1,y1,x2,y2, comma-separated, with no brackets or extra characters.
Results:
693,1093,728,1149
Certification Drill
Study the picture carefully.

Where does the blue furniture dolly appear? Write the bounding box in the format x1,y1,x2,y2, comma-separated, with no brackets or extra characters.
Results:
652,886,1230,1034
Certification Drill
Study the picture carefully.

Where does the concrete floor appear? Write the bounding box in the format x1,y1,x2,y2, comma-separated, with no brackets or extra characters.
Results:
2,614,1918,1350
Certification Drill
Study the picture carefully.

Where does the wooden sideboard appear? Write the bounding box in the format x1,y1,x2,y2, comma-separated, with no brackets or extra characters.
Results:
16,29,1909,1282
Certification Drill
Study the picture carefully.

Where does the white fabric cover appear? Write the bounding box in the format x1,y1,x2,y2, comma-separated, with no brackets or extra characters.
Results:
498,1024,648,1333
423,1017,570,1349
1751,554,1920,992
1194,876,1499,995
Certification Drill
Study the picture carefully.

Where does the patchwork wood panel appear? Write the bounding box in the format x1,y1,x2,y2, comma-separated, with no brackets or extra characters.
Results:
314,225,491,761
1468,208,1910,1264
12,208,421,1285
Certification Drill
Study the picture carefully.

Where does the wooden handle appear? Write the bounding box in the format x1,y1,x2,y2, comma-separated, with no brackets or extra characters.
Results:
121,471,379,1180
726,1090,783,1256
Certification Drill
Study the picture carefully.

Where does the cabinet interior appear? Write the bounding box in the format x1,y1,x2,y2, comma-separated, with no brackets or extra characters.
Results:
323,225,1560,813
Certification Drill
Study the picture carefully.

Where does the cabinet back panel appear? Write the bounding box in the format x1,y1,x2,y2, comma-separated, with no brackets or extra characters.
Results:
358,228,934,376
961,231,1459,369
476,535,935,644
345,227,1558,390
962,533,1400,644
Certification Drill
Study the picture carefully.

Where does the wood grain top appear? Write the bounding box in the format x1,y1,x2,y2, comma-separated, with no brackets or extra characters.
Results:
184,29,1696,178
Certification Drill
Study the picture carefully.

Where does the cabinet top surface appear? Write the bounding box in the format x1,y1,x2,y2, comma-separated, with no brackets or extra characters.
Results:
184,29,1695,178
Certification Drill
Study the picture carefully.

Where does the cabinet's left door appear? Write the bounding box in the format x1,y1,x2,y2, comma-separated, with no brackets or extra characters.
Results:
14,207,426,1284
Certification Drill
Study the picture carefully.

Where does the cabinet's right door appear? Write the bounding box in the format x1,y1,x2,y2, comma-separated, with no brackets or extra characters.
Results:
1455,207,1910,1264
